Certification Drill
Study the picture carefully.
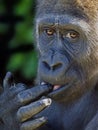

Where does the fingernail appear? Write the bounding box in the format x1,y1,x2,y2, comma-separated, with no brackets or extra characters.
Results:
39,117,47,122
41,98,52,106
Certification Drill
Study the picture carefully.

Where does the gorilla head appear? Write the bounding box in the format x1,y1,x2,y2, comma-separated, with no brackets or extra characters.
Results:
35,0,98,103
36,0,98,101
0,1,98,130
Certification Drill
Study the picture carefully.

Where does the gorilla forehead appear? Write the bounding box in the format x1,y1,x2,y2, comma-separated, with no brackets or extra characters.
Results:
37,0,98,21
36,14,90,34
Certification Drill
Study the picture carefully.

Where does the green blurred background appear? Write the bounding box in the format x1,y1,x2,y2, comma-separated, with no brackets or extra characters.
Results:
0,0,37,86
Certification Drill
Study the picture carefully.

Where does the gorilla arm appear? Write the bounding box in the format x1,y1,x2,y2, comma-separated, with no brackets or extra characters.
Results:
0,72,52,130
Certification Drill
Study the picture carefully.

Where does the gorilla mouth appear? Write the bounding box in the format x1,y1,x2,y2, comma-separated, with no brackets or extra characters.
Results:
41,82,69,95
53,85,62,90
41,82,62,91
40,81,71,97
41,81,72,98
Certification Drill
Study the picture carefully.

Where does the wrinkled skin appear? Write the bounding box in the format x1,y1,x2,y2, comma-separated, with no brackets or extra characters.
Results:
1,0,98,130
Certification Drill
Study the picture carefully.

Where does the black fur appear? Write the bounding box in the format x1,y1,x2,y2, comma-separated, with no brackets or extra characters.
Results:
0,0,98,130
35,0,98,129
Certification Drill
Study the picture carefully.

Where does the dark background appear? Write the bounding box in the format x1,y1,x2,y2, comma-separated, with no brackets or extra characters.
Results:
0,0,37,86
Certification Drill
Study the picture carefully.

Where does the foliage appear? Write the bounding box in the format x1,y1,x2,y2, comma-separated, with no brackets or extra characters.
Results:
0,0,37,83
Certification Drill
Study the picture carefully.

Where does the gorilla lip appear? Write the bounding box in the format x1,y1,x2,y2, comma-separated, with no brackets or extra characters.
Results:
41,82,62,91
41,81,73,98
53,85,61,90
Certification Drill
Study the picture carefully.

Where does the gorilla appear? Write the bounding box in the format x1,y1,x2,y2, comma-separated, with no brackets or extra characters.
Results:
0,0,98,130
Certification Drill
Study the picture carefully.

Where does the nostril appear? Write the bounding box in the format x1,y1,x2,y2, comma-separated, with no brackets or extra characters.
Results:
43,61,51,70
51,63,62,71
43,61,62,71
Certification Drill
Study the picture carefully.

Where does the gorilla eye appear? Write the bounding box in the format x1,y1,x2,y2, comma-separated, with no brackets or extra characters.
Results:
45,28,55,36
66,31,79,39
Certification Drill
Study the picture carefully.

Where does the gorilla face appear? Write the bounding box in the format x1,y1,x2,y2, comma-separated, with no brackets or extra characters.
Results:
35,2,98,102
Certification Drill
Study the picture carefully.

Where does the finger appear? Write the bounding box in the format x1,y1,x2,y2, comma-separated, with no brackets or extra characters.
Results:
17,98,52,122
20,117,47,130
3,72,14,90
8,83,26,99
16,84,52,105
10,83,26,96
0,83,26,107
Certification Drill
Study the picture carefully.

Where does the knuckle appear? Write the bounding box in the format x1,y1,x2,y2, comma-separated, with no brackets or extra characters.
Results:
17,107,22,115
17,108,23,121
16,90,33,105
16,93,25,104
16,83,27,89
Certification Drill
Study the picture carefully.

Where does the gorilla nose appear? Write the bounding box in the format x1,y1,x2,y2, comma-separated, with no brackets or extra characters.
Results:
43,61,63,71
40,60,66,85
40,58,68,84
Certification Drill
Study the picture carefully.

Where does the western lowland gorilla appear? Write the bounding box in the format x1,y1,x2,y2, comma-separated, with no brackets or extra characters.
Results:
0,0,98,130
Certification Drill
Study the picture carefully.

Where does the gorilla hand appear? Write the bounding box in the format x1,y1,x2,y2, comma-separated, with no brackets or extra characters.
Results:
0,72,26,130
17,98,52,130
16,84,52,130
0,72,52,130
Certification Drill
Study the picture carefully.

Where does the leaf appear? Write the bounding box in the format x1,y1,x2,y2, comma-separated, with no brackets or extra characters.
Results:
7,53,25,71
